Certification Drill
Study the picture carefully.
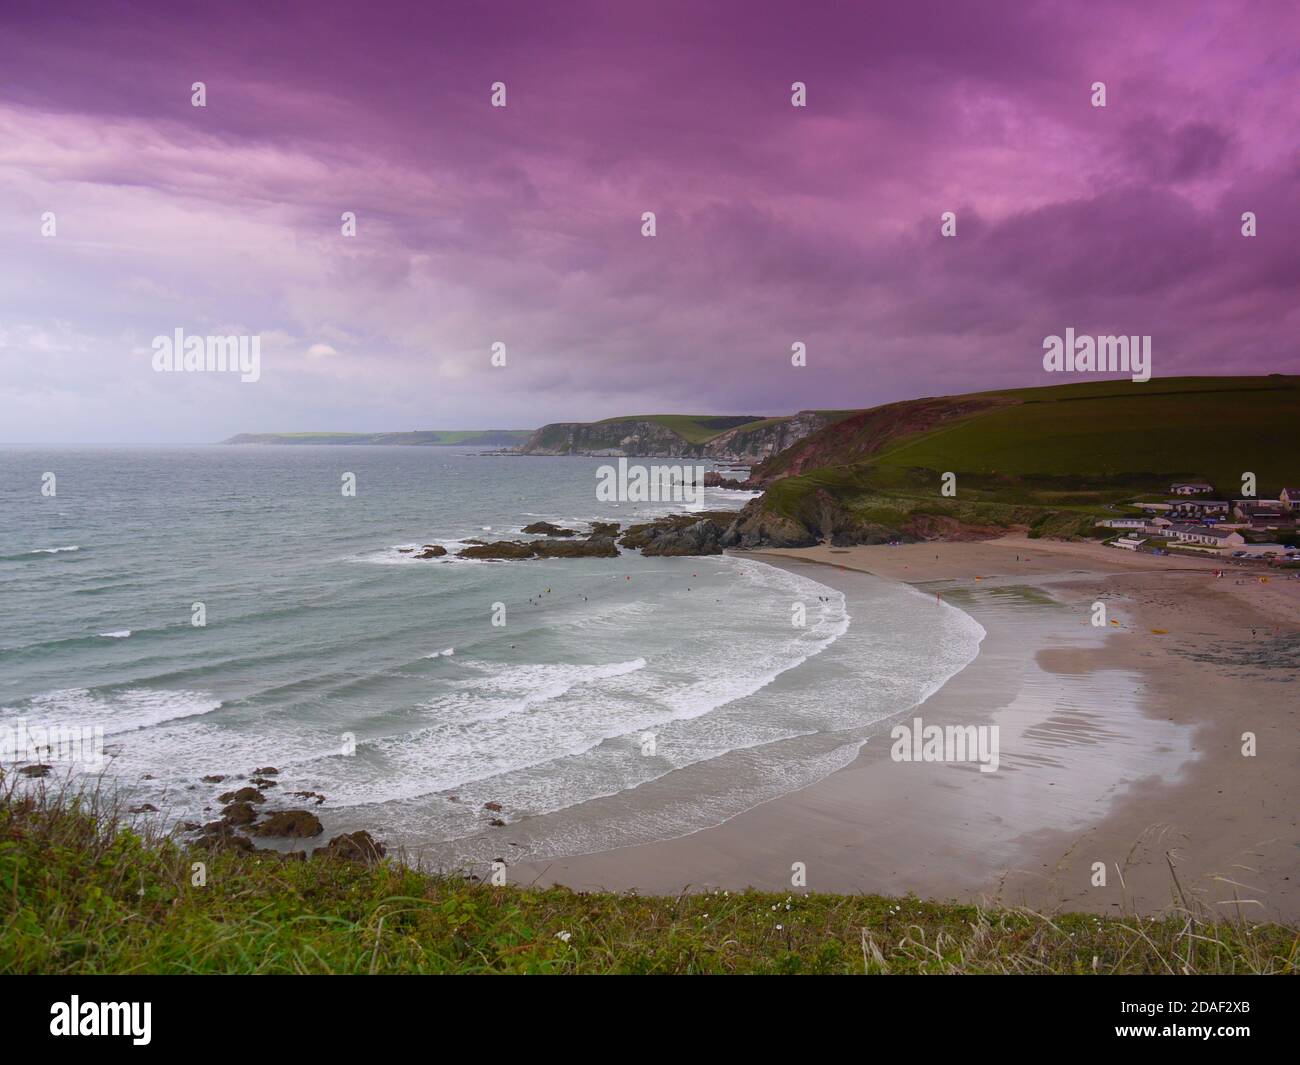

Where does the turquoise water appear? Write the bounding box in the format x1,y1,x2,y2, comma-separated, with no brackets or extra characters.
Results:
0,445,982,859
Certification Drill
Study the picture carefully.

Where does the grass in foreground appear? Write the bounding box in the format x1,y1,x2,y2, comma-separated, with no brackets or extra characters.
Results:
1,786,1295,975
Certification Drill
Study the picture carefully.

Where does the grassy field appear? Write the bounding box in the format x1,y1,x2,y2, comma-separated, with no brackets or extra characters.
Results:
873,380,1299,489
2,788,1295,975
753,376,1300,539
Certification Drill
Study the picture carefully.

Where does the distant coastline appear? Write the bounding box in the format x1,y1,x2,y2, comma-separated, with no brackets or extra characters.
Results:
221,430,533,446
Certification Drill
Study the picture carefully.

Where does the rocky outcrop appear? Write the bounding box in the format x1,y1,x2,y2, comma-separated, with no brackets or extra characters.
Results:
220,800,258,826
703,471,757,490
457,541,537,560
218,787,266,805
720,492,921,549
322,830,386,865
522,522,576,536
532,536,619,558
620,517,724,556
217,785,265,806
195,822,255,852
252,810,324,838
717,498,821,549
415,544,447,558
457,538,618,560
606,493,914,553
516,411,838,462
619,512,736,555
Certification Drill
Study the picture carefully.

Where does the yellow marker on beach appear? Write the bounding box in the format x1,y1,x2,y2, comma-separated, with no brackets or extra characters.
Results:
1150,628,1168,635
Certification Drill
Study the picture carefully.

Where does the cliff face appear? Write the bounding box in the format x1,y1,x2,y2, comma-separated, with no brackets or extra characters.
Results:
702,411,832,463
520,419,691,457
517,412,837,461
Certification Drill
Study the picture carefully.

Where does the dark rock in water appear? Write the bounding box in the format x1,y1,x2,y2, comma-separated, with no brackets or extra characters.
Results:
201,774,226,784
179,821,202,832
129,803,159,814
522,521,576,537
220,800,258,825
642,519,724,556
483,801,503,812
531,536,619,558
397,547,414,553
457,540,536,560
322,830,386,865
456,536,620,560
218,787,266,805
588,521,620,538
19,764,52,778
619,512,737,556
252,767,279,776
195,822,255,852
252,810,324,838
703,471,756,490
293,790,327,805
416,545,447,558
488,818,506,827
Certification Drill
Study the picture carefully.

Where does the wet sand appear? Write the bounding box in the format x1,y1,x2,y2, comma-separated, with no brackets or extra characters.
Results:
514,536,1299,920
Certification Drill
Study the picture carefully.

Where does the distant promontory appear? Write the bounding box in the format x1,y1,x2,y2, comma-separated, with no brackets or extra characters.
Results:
221,430,533,446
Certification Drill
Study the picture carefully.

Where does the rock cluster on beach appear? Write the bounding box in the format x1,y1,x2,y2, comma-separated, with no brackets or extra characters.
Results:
176,765,385,864
454,520,622,560
403,492,939,564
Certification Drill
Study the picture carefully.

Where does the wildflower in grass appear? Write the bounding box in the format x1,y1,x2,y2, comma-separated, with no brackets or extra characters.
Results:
555,931,571,943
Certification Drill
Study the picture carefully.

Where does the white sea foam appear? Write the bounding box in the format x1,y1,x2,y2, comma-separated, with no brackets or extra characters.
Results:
0,687,222,738
97,630,132,638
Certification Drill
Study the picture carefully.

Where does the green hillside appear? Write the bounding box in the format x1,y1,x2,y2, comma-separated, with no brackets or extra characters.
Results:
3,791,1291,975
875,378,1297,488
755,375,1300,542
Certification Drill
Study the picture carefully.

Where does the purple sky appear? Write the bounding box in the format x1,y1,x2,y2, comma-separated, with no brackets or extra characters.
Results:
2,0,1298,442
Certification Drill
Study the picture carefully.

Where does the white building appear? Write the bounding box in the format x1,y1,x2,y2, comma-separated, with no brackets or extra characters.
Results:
1170,525,1244,547
1232,542,1290,558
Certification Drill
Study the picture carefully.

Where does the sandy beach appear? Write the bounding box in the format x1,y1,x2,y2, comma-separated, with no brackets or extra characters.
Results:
516,536,1300,921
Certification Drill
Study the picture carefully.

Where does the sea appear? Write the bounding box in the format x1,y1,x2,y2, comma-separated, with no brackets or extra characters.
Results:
0,445,984,865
